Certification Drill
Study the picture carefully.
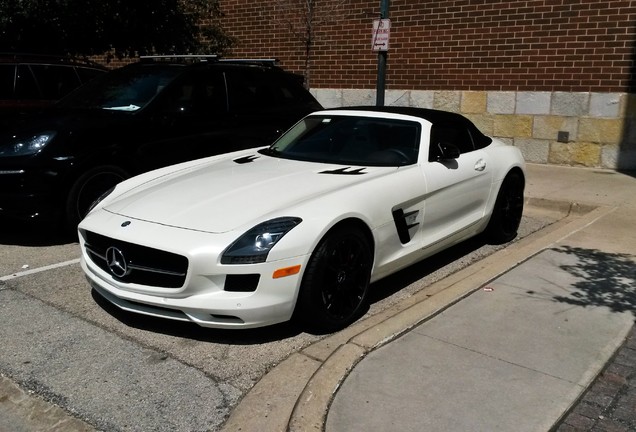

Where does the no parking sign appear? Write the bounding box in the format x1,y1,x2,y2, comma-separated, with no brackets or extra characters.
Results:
372,19,391,52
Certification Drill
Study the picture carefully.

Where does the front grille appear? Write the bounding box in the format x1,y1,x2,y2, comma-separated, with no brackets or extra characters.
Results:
81,229,189,288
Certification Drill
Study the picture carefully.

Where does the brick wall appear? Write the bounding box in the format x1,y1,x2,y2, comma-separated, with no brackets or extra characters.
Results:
220,0,636,92
220,0,636,169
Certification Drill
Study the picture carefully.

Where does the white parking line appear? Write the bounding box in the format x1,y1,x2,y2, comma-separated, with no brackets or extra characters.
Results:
0,259,81,282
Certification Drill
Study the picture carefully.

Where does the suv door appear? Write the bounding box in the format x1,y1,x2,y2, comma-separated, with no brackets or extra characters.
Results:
0,64,16,109
134,68,232,171
29,64,82,100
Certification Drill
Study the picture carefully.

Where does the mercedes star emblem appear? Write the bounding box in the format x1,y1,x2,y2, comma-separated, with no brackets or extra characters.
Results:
106,246,129,278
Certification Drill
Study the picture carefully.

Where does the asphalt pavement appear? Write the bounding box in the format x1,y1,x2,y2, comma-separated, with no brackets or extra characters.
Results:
1,163,635,432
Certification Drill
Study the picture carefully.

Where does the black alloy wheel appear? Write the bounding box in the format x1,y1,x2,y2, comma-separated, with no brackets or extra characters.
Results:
486,170,525,244
298,225,372,333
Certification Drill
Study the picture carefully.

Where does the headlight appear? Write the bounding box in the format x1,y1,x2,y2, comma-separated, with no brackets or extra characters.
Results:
221,217,302,264
0,132,56,157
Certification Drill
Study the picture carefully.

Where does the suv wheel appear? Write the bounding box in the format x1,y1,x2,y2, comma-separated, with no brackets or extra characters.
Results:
65,165,129,232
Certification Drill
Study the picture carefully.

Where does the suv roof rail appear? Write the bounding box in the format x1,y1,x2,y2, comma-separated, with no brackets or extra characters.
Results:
139,54,219,63
138,55,280,67
218,58,280,66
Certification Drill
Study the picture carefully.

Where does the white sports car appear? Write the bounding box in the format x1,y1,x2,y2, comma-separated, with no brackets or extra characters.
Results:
78,107,525,332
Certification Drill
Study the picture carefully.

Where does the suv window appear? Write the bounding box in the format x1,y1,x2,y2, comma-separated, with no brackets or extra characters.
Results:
226,69,313,113
157,69,227,115
59,65,183,111
14,65,40,99
0,54,107,114
30,64,81,100
0,64,14,99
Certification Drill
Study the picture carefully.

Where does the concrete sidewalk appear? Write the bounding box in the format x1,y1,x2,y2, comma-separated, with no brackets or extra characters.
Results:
224,164,636,432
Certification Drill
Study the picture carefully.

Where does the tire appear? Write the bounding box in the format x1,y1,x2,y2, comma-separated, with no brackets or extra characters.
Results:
65,165,129,232
297,225,373,333
485,170,525,245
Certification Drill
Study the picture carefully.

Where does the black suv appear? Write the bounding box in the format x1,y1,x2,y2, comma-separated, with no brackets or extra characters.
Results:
0,56,322,230
0,52,106,116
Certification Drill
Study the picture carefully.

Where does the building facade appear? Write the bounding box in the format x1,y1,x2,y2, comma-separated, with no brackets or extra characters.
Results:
219,0,636,169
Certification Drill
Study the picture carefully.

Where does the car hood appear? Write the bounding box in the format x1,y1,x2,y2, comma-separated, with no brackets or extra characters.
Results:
4,107,129,130
103,152,395,233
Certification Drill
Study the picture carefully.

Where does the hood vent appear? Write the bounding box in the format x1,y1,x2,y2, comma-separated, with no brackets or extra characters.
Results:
319,167,366,175
233,155,259,164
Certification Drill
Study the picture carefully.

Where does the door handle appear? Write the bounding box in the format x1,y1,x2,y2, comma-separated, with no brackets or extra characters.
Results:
474,159,486,171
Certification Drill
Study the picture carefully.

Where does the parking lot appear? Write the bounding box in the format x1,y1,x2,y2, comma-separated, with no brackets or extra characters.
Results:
0,209,558,431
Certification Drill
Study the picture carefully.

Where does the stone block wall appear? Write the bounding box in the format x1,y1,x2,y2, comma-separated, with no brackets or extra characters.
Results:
311,89,636,170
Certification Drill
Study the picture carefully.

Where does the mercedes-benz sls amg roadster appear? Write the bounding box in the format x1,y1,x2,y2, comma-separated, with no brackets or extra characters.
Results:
79,106,525,332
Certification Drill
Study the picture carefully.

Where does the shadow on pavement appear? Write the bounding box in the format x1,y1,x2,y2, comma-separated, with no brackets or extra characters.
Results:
91,288,305,344
368,233,492,304
550,246,636,317
0,218,75,246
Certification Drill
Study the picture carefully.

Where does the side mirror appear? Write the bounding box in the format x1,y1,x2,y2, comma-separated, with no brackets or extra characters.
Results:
436,142,460,160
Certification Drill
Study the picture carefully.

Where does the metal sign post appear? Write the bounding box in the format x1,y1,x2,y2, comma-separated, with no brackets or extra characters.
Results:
374,0,390,106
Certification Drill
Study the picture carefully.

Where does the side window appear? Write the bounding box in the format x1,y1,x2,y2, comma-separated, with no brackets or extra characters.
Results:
226,69,281,113
227,70,314,113
158,70,227,115
14,65,40,99
429,123,475,161
197,71,228,113
30,64,81,99
0,64,16,99
267,73,315,107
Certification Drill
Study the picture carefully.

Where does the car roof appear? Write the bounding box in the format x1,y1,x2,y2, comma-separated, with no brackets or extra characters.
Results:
321,106,493,146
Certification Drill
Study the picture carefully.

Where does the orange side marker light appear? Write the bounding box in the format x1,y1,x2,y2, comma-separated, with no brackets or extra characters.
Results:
273,265,301,279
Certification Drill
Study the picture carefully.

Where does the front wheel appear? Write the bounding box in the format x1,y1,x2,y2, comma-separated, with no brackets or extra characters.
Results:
297,225,373,333
65,165,129,232
485,170,525,244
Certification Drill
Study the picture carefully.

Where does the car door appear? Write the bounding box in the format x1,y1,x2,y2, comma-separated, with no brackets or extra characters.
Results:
419,121,493,247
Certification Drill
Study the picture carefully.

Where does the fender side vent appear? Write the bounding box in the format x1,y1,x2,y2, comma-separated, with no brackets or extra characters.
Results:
392,208,420,244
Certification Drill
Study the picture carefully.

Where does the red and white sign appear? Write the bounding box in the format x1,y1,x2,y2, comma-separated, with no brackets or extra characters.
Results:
372,19,391,52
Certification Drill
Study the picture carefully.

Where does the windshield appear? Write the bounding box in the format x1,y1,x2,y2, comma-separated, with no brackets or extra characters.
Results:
261,115,421,166
57,64,183,111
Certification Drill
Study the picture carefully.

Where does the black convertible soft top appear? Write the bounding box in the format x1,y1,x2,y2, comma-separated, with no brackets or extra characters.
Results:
329,105,493,148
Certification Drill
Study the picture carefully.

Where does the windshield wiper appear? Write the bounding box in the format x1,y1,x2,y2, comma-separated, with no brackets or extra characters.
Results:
103,104,141,111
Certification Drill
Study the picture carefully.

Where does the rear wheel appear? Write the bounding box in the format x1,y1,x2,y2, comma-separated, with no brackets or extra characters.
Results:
297,225,372,333
486,170,524,244
65,165,129,232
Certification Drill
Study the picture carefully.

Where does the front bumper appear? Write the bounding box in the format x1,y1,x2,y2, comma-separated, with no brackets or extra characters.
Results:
79,211,310,329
